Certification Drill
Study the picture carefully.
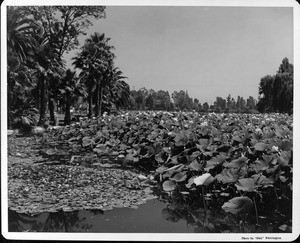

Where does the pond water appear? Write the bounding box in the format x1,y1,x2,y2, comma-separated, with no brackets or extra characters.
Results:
8,199,195,233
8,193,291,233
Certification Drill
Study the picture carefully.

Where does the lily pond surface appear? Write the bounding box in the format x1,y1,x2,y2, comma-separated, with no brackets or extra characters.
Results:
8,188,291,233
7,112,293,233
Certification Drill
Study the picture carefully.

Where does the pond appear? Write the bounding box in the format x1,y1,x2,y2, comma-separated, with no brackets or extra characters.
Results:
8,189,291,233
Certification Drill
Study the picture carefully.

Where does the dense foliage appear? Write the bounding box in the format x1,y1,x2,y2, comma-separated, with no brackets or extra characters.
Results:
257,58,293,114
10,111,289,224
7,6,131,128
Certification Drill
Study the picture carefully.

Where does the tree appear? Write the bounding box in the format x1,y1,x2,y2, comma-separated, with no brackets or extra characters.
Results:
27,27,65,125
257,58,293,113
19,6,106,124
155,90,172,110
73,32,115,117
145,90,155,110
20,6,106,57
7,6,38,128
172,90,193,110
132,88,148,110
246,96,256,110
60,69,87,125
203,102,209,112
105,67,130,111
215,97,226,111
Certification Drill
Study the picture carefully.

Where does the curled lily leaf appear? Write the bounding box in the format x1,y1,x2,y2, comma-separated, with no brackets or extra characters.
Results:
193,173,214,186
222,196,253,214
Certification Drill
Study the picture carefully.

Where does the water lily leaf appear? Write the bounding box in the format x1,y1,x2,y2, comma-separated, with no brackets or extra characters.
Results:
232,136,242,143
279,151,291,166
93,163,114,168
170,172,187,182
93,147,109,155
252,174,274,186
180,191,190,195
45,148,57,156
156,165,168,174
253,159,269,173
68,137,79,144
189,160,203,171
194,173,214,186
163,147,172,154
190,151,201,159
162,180,176,192
277,140,293,151
222,196,253,214
235,178,257,192
254,142,270,151
164,164,184,173
205,154,228,171
185,176,196,188
224,157,248,168
124,152,138,162
82,136,94,147
155,151,165,163
274,127,286,138
174,132,189,147
216,144,232,152
215,169,239,183
62,206,73,212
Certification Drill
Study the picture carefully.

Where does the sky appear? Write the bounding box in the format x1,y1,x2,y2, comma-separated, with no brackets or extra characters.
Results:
63,6,293,104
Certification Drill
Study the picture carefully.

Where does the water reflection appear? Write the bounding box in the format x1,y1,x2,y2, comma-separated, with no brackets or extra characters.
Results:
8,188,291,233
8,209,104,232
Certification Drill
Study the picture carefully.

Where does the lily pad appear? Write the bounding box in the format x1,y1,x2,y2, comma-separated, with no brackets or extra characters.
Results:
254,142,270,151
162,180,176,192
193,173,214,186
170,172,188,182
235,178,257,192
222,196,253,214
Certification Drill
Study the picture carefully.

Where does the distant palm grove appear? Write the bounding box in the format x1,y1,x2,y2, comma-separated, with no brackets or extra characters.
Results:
7,6,293,129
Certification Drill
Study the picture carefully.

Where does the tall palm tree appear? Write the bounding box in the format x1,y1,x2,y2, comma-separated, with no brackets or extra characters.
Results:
7,6,37,62
73,32,115,118
7,6,38,128
60,69,87,125
106,67,130,110
28,27,65,126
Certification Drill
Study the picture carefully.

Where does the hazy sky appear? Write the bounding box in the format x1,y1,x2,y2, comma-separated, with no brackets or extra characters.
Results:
63,6,293,104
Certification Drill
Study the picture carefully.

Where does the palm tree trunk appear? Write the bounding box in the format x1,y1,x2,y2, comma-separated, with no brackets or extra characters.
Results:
38,76,47,126
95,80,100,117
49,95,56,125
7,72,12,129
35,81,40,111
99,84,103,116
64,94,71,125
88,85,93,118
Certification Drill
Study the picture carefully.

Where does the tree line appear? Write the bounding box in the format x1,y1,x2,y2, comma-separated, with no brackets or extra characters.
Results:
128,57,293,114
7,6,293,130
129,88,258,113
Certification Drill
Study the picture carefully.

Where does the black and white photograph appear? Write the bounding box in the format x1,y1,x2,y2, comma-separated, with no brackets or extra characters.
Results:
1,0,299,241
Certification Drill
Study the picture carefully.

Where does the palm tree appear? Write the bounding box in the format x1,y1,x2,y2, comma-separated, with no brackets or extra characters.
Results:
7,6,37,62
7,6,38,128
73,32,115,118
106,67,130,110
28,26,65,126
60,69,87,125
